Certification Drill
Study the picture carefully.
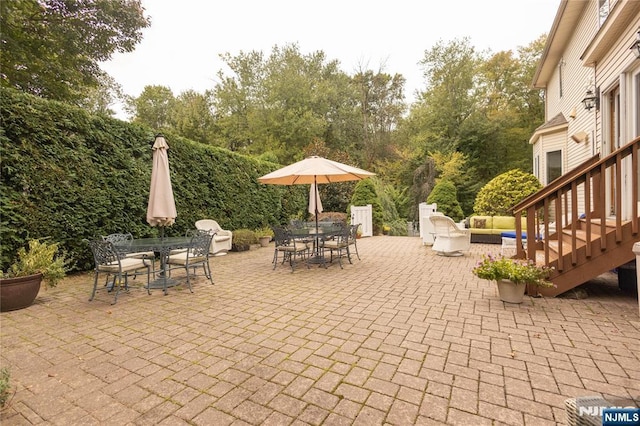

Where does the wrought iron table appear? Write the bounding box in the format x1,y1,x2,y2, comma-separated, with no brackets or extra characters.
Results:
114,236,194,294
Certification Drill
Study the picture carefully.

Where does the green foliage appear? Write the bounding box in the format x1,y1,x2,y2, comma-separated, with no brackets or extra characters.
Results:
386,219,409,236
349,179,383,235
0,87,306,271
426,180,464,222
472,254,555,287
4,239,70,288
0,0,149,103
473,169,542,216
254,226,274,238
0,367,10,408
232,229,257,247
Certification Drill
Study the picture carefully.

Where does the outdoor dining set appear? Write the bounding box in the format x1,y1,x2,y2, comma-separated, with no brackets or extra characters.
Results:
84,135,373,305
85,230,214,305
271,221,361,272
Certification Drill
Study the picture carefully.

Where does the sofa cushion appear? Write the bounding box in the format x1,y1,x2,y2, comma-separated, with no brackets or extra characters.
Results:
470,216,493,229
492,216,516,230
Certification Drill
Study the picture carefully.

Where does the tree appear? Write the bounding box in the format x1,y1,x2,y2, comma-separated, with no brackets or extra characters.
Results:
0,0,149,103
127,85,176,130
426,180,464,222
212,44,361,165
352,68,406,168
77,72,124,116
171,90,215,144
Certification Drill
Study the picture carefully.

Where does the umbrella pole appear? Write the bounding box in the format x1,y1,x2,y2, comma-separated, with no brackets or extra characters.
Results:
314,176,320,257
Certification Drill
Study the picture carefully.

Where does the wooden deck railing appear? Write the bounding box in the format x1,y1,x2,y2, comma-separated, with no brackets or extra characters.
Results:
511,136,640,272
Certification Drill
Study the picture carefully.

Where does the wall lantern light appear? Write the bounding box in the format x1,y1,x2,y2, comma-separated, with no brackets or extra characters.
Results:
582,87,599,111
630,30,640,59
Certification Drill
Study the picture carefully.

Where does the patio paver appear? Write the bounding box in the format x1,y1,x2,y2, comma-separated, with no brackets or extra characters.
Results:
1,236,639,425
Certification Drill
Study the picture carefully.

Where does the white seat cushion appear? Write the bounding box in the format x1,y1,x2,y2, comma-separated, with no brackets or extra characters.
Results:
98,258,149,273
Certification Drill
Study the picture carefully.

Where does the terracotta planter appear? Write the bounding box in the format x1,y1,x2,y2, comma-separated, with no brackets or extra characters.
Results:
258,236,271,247
0,273,43,312
496,279,526,303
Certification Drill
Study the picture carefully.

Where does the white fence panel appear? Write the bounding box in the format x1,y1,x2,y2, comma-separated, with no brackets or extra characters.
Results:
350,205,373,237
418,202,442,245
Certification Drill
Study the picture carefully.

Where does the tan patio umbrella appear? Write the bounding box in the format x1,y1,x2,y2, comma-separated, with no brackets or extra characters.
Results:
258,156,375,259
147,134,177,236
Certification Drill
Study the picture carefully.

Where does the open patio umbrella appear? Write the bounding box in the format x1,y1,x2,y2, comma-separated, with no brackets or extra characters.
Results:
147,134,177,237
258,156,375,261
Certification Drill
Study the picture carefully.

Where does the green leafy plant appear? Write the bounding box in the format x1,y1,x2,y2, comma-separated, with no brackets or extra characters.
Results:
254,226,274,238
0,367,11,408
3,239,70,288
472,254,555,287
473,169,542,216
232,229,257,248
426,179,464,221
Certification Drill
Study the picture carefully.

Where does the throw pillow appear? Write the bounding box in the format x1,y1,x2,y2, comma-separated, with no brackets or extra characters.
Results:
473,218,487,229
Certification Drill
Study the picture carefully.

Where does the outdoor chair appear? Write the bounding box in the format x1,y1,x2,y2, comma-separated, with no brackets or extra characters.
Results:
102,233,155,261
166,231,214,291
347,223,361,261
429,215,471,256
86,239,151,305
272,226,310,272
321,224,351,268
195,219,232,255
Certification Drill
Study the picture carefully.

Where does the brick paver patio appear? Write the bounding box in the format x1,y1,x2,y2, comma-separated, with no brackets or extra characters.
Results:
1,236,638,425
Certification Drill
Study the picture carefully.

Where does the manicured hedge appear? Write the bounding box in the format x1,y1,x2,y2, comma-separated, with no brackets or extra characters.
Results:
0,88,306,270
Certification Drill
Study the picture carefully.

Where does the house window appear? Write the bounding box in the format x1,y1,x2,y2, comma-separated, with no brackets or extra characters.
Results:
546,150,562,184
598,0,609,26
534,155,540,179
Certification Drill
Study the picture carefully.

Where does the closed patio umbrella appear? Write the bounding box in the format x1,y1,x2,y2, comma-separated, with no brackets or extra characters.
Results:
258,156,375,262
147,134,177,236
308,183,323,217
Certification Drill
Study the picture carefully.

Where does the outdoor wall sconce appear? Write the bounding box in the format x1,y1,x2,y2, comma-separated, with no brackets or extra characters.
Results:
630,30,640,59
582,87,599,111
571,131,588,143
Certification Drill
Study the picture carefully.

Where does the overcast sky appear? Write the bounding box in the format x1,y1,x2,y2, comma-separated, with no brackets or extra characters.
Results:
101,0,560,117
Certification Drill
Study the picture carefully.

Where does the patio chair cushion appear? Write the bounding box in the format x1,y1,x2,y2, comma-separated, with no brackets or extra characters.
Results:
167,252,206,265
98,257,150,273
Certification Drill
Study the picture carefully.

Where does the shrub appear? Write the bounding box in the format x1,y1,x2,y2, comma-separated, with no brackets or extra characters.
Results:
232,229,257,248
473,169,542,216
426,180,464,222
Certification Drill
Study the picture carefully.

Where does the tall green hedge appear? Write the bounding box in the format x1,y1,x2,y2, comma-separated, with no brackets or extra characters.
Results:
0,88,306,270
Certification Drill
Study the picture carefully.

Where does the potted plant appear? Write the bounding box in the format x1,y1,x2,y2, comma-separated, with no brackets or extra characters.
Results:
231,229,257,252
0,239,69,312
472,254,555,303
255,226,274,248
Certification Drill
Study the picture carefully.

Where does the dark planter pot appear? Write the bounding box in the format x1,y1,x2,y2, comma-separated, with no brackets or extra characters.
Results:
0,273,43,312
231,244,250,252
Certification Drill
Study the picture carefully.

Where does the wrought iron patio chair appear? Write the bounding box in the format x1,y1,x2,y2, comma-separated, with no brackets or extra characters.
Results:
86,239,151,305
272,226,310,272
166,230,214,291
321,224,351,268
347,223,361,261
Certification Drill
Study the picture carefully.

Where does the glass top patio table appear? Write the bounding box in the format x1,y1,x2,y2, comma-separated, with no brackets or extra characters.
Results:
113,236,195,294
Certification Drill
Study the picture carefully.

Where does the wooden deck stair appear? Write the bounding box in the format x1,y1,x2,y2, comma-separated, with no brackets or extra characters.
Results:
532,218,635,296
511,136,640,297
